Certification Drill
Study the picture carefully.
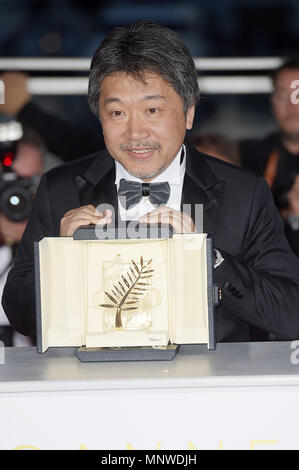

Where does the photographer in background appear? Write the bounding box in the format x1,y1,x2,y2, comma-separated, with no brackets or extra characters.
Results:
0,72,105,162
239,59,299,256
0,123,59,346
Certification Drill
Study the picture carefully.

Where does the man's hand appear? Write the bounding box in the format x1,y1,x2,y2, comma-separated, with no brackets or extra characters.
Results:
138,206,196,233
0,214,27,245
287,175,299,216
60,205,112,236
0,72,31,116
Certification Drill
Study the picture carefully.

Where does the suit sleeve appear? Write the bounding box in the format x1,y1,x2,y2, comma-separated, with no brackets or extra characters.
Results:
1,174,55,336
214,176,299,339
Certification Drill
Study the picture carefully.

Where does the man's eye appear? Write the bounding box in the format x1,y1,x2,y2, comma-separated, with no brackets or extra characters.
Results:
111,110,123,117
148,107,159,114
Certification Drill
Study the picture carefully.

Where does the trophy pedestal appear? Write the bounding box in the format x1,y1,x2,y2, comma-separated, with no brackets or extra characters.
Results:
76,344,179,362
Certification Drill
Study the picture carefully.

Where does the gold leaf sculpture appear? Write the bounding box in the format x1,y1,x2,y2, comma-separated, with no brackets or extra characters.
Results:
99,256,153,329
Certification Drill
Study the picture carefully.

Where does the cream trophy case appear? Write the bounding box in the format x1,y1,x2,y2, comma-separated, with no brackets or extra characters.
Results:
34,224,219,361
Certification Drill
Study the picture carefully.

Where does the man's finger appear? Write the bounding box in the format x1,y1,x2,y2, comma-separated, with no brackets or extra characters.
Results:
139,208,195,233
64,207,103,219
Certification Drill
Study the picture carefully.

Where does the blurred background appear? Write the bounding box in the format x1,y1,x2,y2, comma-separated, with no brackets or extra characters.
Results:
0,0,299,345
0,0,299,137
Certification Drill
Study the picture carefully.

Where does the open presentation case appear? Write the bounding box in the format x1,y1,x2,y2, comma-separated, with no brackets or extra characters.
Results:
34,226,218,362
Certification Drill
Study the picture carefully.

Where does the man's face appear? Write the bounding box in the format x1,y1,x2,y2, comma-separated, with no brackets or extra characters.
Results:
12,142,44,178
271,68,299,139
99,72,195,181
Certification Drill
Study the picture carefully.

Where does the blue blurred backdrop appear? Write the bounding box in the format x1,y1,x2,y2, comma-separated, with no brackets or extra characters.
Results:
0,0,299,139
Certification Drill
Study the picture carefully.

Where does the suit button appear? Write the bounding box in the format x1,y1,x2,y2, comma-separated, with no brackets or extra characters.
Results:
228,285,236,293
224,282,242,298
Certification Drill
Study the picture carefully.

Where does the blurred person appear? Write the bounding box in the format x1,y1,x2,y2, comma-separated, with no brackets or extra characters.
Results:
0,72,105,162
283,174,299,257
239,59,299,255
3,20,299,344
192,132,270,341
190,132,240,165
0,127,60,346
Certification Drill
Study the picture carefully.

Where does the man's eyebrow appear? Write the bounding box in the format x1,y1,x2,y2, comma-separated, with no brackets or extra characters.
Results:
142,94,166,101
103,97,121,106
103,94,166,106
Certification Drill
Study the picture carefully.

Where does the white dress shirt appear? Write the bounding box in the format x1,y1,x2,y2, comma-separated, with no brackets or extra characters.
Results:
115,145,186,221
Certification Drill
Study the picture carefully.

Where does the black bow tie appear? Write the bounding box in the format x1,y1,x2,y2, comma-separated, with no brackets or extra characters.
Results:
118,178,171,210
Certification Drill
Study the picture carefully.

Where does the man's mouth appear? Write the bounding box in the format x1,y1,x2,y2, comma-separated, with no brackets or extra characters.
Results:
126,148,156,159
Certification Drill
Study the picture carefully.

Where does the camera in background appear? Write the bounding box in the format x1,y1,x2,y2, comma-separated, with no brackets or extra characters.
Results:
0,121,43,222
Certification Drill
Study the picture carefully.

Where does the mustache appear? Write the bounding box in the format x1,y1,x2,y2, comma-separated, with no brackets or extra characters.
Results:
120,142,161,151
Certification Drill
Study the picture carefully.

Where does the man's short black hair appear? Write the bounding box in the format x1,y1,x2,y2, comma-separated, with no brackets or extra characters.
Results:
88,19,200,117
271,58,299,86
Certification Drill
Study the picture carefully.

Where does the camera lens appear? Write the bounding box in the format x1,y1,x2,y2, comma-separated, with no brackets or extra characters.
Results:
0,185,33,222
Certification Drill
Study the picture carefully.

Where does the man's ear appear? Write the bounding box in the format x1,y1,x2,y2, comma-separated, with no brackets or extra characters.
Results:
186,104,195,130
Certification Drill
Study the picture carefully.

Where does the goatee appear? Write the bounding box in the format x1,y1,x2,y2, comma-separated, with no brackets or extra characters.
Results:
281,131,299,144
126,162,168,181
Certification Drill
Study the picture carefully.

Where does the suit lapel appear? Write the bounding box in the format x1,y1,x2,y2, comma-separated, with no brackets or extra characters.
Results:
75,149,119,224
182,143,225,234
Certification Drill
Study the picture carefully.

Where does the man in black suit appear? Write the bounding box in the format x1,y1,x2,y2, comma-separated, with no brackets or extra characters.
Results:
2,20,299,342
240,59,299,257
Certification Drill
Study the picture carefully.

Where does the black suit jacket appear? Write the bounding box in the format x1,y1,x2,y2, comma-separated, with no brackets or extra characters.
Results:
3,143,299,342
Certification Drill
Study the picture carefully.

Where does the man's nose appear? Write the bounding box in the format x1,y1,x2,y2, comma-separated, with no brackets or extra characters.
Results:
124,113,150,141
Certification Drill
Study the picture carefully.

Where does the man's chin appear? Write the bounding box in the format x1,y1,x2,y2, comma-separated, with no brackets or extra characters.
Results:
282,129,299,143
126,164,166,181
